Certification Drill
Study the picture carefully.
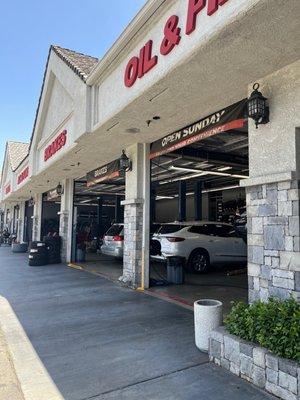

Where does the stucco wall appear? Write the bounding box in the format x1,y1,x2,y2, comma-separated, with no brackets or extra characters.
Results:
94,0,259,128
29,50,89,176
249,60,300,178
41,75,73,141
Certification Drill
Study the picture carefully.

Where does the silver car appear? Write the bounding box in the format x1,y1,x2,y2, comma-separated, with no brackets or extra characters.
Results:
101,224,124,259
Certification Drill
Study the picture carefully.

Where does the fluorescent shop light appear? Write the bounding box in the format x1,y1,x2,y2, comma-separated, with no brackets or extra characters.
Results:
156,195,175,200
159,172,207,185
202,185,241,193
217,166,232,171
182,185,240,196
170,166,248,179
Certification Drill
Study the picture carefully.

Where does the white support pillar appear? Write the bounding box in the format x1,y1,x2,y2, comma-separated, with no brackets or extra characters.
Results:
59,179,74,263
32,194,42,242
120,143,150,289
17,202,26,243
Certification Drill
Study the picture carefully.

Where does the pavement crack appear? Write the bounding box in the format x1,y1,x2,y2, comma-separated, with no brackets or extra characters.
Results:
79,361,209,400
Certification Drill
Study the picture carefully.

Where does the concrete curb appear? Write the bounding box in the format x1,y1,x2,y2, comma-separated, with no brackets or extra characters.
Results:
0,296,64,400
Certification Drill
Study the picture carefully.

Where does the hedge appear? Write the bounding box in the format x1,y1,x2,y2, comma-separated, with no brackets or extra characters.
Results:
225,297,300,363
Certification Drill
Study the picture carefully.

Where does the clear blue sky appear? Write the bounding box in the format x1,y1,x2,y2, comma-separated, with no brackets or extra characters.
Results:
0,0,146,166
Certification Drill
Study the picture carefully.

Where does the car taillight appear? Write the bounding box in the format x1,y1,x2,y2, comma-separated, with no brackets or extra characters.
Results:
113,235,124,242
166,237,185,242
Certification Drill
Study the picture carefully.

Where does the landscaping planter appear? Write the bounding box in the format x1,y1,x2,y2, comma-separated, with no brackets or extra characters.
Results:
194,299,223,352
11,242,28,253
209,326,300,400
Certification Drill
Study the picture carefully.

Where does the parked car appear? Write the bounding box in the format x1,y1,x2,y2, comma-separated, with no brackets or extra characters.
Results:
101,223,160,260
101,224,124,258
151,221,247,273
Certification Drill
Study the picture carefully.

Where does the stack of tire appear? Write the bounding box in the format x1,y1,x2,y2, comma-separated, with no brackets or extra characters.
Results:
28,242,48,266
43,236,61,264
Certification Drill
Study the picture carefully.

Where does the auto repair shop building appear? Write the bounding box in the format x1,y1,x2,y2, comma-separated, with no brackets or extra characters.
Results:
1,0,300,305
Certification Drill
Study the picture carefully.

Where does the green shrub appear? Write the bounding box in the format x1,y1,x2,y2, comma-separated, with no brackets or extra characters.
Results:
224,297,300,363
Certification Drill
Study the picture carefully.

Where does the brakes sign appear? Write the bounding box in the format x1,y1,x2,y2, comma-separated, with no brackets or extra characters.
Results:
44,130,67,162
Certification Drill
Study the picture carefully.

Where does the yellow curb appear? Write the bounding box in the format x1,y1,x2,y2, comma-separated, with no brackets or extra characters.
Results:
67,263,84,270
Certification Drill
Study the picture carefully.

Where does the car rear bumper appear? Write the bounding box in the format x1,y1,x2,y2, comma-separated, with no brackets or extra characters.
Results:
151,255,166,262
151,252,187,262
101,245,123,258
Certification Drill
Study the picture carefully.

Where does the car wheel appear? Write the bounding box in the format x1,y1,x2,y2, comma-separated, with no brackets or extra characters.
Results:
188,249,210,273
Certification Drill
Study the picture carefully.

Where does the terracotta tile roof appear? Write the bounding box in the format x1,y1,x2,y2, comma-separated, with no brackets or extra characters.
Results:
52,45,98,82
7,142,29,171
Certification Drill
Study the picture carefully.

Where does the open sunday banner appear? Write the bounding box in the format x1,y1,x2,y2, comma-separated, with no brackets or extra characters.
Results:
149,99,247,159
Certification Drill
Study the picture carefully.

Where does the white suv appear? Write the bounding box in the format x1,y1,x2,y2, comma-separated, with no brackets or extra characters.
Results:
151,221,247,273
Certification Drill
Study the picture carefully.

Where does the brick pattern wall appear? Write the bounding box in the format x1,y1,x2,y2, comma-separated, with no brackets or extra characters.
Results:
247,180,300,302
209,327,300,400
121,203,143,288
59,212,69,263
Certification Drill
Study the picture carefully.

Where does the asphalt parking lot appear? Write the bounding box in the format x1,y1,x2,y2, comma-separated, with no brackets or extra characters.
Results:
0,247,274,400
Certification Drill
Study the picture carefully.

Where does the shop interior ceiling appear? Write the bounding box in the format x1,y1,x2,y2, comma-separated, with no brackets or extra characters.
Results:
72,127,248,201
10,125,248,202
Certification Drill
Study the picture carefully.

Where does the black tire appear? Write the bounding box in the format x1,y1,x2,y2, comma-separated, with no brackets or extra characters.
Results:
29,259,47,267
28,254,48,266
46,243,60,254
29,248,48,257
30,241,46,250
188,249,210,273
43,237,61,252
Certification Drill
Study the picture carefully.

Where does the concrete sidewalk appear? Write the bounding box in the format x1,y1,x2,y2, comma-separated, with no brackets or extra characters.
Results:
0,330,24,400
0,247,274,400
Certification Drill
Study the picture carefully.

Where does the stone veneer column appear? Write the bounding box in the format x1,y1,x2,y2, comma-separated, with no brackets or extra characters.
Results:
32,194,42,241
121,199,144,287
244,175,300,302
59,179,74,263
120,143,150,289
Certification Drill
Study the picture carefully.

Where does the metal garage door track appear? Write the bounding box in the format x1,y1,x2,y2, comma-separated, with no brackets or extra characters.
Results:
0,247,274,400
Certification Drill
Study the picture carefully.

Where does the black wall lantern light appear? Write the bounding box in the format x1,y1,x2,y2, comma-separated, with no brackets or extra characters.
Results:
29,194,35,207
56,182,64,196
247,83,269,129
119,150,132,173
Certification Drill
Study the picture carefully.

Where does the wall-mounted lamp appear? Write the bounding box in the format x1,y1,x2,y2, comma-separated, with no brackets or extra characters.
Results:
119,150,132,173
247,83,269,129
56,182,64,196
29,196,35,207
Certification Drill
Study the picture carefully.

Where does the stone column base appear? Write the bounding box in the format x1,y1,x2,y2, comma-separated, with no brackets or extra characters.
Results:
245,178,300,302
59,211,69,263
121,199,144,289
32,216,40,242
